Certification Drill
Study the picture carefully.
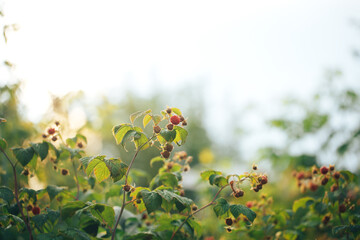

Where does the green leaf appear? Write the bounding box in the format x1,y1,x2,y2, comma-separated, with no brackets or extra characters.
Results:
230,204,256,222
159,172,178,188
90,203,115,227
282,230,298,240
47,185,67,201
124,232,158,240
141,190,162,214
213,198,230,217
160,129,177,142
130,109,151,123
19,188,37,203
292,197,314,213
173,126,188,146
151,114,162,125
80,156,93,169
172,108,182,116
36,233,64,240
104,158,128,182
187,218,202,237
86,156,110,182
134,132,150,150
0,138,7,150
200,170,222,180
112,124,133,145
66,134,86,148
61,201,87,219
8,214,25,230
60,227,91,240
209,174,228,187
143,114,152,128
30,142,49,160
150,156,164,167
32,214,48,228
12,147,35,167
0,186,14,204
76,134,87,144
156,190,193,212
28,152,38,169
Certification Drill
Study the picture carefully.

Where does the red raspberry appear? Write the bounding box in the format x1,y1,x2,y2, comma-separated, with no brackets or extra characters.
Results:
246,201,254,208
321,177,329,185
161,151,170,159
309,182,318,192
47,128,56,135
261,175,268,184
166,123,174,131
234,190,244,198
123,184,131,192
333,171,340,180
153,125,161,134
320,166,328,175
322,215,330,225
339,204,346,213
32,206,40,215
61,169,69,176
297,172,305,180
164,143,173,152
170,115,180,125
225,218,233,226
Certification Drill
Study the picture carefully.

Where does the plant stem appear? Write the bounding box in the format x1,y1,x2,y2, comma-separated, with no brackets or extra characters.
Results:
0,146,33,240
72,159,80,200
110,135,156,240
170,185,228,240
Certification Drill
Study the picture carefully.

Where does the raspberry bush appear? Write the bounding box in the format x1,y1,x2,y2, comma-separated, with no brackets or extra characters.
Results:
0,107,270,240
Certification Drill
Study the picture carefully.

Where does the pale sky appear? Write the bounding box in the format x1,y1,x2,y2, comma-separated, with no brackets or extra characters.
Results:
1,0,360,122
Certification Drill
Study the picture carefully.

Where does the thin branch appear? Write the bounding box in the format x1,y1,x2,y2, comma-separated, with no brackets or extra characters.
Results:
0,146,34,240
59,133,80,200
170,185,228,240
72,159,80,200
111,135,156,240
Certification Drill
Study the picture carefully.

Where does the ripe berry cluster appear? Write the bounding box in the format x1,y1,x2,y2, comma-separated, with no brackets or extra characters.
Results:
293,164,341,193
42,121,61,142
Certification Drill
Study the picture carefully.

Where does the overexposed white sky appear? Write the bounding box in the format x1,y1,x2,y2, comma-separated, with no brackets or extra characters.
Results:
1,0,360,124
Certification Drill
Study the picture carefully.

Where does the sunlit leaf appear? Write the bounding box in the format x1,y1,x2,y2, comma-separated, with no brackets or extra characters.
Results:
12,147,35,167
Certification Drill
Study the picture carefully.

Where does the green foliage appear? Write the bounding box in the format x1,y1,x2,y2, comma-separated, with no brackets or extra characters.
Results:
0,102,359,240
0,186,14,204
80,156,128,183
12,147,35,167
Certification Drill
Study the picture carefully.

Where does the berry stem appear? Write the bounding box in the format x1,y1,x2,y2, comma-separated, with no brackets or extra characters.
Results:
170,185,229,240
72,159,80,200
111,134,157,240
0,146,34,240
